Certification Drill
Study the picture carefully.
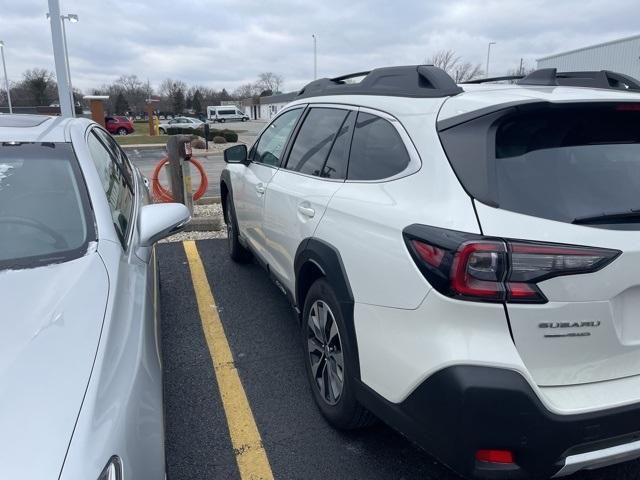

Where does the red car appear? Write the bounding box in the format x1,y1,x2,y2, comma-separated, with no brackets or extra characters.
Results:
105,116,135,135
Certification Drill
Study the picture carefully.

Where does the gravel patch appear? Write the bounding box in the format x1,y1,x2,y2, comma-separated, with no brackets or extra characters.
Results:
193,203,222,217
159,202,226,243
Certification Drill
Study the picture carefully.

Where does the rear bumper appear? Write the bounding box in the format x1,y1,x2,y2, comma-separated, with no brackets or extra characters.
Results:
356,365,640,479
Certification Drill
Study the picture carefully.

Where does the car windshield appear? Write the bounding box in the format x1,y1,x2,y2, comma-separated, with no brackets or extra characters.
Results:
0,142,94,269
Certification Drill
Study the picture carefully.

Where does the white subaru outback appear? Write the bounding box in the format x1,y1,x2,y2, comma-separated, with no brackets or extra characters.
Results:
220,65,640,479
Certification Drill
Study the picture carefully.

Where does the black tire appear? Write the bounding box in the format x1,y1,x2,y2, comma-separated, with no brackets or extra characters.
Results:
159,128,166,134
242,117,248,122
302,278,375,429
220,118,226,123
117,127,128,136
225,196,251,263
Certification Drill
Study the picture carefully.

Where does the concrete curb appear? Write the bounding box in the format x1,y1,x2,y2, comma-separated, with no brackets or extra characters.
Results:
195,196,221,205
185,216,223,232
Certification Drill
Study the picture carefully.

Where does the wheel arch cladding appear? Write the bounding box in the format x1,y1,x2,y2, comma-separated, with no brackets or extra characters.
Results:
220,170,231,223
295,238,361,379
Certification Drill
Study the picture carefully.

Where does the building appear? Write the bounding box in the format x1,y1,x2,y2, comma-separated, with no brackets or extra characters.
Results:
537,34,640,79
238,91,299,120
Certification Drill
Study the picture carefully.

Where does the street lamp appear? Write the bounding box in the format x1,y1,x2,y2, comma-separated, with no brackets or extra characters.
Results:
312,34,317,80
0,41,12,114
47,12,78,111
486,41,496,78
60,14,78,109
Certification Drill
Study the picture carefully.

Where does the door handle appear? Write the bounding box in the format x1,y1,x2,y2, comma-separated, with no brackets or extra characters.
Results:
255,183,266,195
297,204,315,218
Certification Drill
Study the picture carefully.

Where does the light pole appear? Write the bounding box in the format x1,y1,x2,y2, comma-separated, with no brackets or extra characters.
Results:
485,41,496,78
61,14,78,109
312,34,317,80
46,0,74,117
0,41,12,114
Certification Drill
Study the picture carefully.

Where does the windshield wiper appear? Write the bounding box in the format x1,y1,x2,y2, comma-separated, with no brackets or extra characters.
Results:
572,208,640,225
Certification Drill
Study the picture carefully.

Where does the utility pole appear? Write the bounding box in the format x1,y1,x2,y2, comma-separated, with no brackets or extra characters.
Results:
519,57,524,76
0,42,12,114
312,34,317,80
47,0,73,117
485,41,496,78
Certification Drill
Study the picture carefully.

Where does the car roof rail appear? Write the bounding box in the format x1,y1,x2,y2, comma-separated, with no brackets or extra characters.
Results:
462,75,525,84
516,68,640,91
296,65,463,99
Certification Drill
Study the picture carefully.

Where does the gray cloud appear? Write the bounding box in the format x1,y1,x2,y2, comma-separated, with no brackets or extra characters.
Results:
0,0,638,93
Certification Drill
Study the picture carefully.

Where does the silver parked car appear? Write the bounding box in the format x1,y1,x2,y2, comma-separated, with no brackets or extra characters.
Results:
0,115,190,479
158,116,204,134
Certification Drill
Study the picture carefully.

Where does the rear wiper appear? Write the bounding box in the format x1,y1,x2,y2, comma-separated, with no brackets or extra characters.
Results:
572,208,640,224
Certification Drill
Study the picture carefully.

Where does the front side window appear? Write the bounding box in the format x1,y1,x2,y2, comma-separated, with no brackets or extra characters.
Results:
0,142,94,269
347,112,411,181
253,108,303,167
88,132,134,247
286,108,350,177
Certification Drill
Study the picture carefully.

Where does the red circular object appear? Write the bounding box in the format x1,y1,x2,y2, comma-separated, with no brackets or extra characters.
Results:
151,157,208,203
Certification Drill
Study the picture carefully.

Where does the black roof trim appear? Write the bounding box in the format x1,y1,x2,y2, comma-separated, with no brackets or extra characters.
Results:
296,65,463,99
517,68,640,91
436,99,543,131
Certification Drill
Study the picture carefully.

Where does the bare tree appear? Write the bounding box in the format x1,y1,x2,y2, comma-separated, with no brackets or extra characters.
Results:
115,74,147,113
233,83,259,99
22,69,56,105
256,72,283,94
426,49,484,83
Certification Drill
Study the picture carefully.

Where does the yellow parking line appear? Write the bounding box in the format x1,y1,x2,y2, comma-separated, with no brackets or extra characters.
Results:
183,240,274,480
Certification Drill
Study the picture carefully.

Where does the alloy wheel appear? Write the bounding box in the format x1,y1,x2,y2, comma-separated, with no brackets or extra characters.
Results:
307,300,344,405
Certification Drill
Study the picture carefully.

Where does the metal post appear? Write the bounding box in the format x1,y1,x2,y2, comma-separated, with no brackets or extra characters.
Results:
312,34,317,80
485,42,496,78
47,0,73,117
0,43,12,114
166,135,194,212
60,18,74,111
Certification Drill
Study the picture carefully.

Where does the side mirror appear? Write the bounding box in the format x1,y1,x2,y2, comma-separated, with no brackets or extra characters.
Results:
224,144,248,164
139,203,191,247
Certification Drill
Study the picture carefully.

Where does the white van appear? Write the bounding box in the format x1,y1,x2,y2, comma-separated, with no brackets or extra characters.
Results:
207,106,249,123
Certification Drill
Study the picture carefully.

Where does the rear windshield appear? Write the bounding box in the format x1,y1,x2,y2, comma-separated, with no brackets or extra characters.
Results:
0,142,94,269
439,103,640,227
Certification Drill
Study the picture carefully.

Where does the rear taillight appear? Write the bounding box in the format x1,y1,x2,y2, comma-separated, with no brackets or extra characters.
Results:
404,225,620,304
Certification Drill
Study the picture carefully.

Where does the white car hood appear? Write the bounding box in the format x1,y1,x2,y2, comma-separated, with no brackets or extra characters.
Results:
0,252,109,479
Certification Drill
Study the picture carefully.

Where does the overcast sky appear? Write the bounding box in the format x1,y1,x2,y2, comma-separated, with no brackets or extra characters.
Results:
1,0,639,93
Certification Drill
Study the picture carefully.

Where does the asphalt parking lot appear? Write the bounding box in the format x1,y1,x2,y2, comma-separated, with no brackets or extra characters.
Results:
158,239,640,480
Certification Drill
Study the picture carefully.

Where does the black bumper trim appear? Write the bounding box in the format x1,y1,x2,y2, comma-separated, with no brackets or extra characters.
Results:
355,366,640,479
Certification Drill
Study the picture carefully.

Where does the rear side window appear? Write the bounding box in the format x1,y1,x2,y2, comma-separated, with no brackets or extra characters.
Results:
440,103,640,227
286,108,349,177
347,112,410,181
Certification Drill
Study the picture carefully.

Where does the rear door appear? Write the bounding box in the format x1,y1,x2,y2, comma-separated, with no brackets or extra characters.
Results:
440,101,640,387
232,107,303,257
263,106,356,292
